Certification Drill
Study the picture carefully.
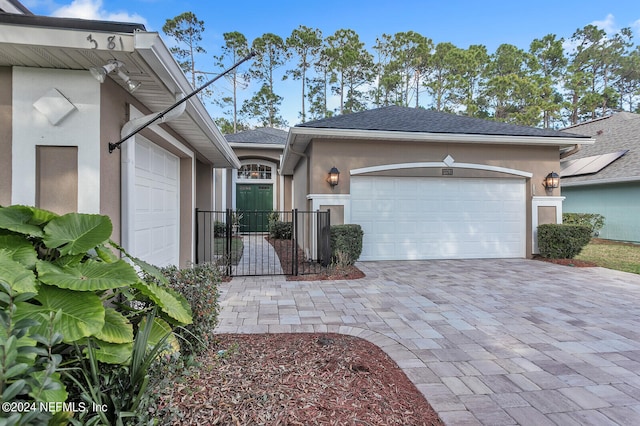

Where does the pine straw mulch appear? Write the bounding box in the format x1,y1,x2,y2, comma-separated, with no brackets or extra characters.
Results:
266,238,366,281
168,333,443,425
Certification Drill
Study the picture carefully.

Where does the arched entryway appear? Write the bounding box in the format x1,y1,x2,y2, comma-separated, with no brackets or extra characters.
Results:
233,160,277,232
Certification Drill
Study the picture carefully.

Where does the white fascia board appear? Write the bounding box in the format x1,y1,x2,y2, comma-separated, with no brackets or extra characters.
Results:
0,23,136,51
292,126,594,146
562,176,640,187
185,101,241,168
281,126,593,174
133,32,240,169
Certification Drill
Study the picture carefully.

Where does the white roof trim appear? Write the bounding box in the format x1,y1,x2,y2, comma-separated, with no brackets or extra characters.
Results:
0,23,136,51
133,32,240,169
351,161,533,178
291,126,592,146
0,0,27,14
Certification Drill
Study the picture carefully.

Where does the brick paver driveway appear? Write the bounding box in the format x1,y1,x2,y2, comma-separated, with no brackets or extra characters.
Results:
215,259,640,425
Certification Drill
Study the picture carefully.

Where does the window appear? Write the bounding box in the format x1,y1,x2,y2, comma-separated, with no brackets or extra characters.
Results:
238,163,272,180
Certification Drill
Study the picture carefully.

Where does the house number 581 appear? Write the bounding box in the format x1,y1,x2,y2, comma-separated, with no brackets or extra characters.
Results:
86,34,122,50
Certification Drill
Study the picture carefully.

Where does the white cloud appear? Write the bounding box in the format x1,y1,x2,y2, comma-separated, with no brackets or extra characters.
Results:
50,0,147,25
591,13,617,35
590,13,640,40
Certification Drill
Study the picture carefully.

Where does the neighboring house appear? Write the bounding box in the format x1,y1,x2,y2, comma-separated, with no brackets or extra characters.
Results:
0,2,240,268
560,112,640,243
280,106,593,261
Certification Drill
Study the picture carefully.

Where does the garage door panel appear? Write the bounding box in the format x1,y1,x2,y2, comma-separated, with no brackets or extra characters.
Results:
351,176,525,260
132,139,180,267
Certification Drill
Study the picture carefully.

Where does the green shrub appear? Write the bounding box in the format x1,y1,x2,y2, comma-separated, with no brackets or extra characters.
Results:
562,213,605,236
269,221,292,239
214,220,226,238
538,223,592,259
158,263,221,357
330,224,364,266
267,212,292,240
139,263,222,424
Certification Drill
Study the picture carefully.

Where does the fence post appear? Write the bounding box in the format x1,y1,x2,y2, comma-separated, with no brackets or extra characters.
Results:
292,208,298,276
323,209,331,267
226,208,232,277
194,208,199,264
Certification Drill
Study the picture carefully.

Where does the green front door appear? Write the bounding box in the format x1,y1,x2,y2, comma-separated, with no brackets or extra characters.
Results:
236,184,273,232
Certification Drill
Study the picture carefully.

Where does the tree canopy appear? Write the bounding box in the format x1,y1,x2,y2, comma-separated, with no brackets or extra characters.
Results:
162,12,640,131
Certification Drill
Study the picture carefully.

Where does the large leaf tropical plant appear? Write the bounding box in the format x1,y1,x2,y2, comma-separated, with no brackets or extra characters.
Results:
0,205,192,419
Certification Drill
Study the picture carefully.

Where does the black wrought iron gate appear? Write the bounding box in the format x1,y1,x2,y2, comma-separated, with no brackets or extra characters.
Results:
195,209,331,277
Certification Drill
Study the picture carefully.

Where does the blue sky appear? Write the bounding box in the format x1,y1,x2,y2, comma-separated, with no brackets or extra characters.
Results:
21,0,640,127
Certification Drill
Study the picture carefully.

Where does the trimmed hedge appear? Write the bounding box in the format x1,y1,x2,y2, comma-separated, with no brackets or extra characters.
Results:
538,224,592,259
562,213,605,236
330,224,364,265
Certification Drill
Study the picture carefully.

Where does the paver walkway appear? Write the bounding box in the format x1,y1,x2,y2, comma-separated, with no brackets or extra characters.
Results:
232,234,283,276
215,259,640,425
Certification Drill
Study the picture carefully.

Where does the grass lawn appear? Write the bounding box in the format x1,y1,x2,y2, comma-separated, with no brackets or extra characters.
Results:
576,239,640,274
213,237,244,265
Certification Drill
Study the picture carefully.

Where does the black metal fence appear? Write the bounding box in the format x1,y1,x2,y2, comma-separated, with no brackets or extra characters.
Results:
195,209,331,276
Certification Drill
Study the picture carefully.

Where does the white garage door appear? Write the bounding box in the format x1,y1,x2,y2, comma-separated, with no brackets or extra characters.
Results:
351,176,526,261
132,139,180,267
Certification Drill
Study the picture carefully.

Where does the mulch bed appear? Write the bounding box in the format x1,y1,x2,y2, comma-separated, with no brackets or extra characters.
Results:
267,238,365,281
169,333,443,425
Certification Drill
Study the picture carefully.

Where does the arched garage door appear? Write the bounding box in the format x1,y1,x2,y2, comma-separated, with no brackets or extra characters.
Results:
351,176,526,261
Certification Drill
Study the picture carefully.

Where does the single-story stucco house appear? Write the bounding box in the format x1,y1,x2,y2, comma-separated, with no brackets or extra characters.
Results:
561,112,640,243
0,1,240,268
276,106,593,261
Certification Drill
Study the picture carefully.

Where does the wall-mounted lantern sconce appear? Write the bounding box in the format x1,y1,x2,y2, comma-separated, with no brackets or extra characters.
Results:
327,166,340,187
90,60,141,93
543,171,560,190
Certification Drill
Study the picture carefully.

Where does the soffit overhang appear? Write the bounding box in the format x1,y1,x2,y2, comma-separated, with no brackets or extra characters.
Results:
0,19,240,168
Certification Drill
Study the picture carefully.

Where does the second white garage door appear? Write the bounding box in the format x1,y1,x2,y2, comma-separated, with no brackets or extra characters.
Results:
351,176,526,261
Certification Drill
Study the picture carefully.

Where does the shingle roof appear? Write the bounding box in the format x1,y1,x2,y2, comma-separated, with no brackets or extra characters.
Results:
561,112,640,184
0,10,145,32
225,127,287,145
297,106,589,139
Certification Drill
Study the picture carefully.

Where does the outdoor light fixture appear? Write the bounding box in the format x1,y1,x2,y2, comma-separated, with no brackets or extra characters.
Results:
327,166,340,187
90,60,141,93
543,171,560,189
116,69,141,93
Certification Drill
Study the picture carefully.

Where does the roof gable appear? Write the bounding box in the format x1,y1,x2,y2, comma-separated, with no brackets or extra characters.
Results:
298,106,587,139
